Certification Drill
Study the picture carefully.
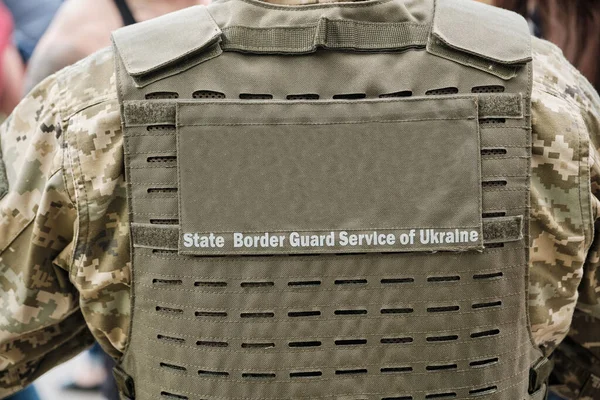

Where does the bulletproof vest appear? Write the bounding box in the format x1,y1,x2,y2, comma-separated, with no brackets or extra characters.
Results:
111,0,551,398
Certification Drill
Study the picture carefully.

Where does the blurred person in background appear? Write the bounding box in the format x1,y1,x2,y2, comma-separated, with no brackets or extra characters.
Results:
495,1,600,399
2,0,63,64
495,0,599,89
24,0,209,94
0,1,23,117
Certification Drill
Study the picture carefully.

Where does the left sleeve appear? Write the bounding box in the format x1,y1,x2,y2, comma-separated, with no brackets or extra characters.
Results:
0,74,94,397
578,72,600,310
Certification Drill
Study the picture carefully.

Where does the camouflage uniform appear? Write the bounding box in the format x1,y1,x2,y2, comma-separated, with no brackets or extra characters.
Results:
0,1,598,397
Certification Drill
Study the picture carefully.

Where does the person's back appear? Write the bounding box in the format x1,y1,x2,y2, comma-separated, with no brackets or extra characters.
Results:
0,0,598,399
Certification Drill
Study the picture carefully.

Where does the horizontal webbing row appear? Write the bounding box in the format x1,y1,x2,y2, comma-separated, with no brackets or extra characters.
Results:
220,20,429,53
122,94,523,127
131,216,522,250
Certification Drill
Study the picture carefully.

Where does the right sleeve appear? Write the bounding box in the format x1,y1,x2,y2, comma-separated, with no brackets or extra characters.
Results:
0,74,95,397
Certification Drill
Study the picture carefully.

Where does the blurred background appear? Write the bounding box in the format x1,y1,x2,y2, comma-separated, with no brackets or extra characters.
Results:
0,0,598,399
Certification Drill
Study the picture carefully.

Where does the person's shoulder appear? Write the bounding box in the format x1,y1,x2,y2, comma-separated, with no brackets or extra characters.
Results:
531,36,600,112
55,46,118,117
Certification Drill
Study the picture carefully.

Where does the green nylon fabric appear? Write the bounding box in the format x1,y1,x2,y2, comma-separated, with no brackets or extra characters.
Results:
113,0,545,398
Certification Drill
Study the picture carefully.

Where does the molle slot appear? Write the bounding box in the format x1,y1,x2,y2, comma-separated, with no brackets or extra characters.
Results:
425,87,458,95
334,279,368,285
426,305,460,313
426,335,459,343
480,148,508,156
159,362,187,372
482,180,508,189
334,339,367,346
482,211,506,218
192,90,226,99
380,337,413,344
241,372,276,379
479,118,506,125
240,281,274,288
425,364,458,371
157,334,185,344
288,310,321,317
484,242,504,249
152,278,182,286
195,311,228,318
288,280,321,287
288,341,322,348
161,391,187,400
425,392,456,399
198,369,229,377
332,93,367,100
147,187,178,194
150,219,179,225
241,342,275,349
240,312,275,318
381,278,414,284
471,85,505,93
469,386,498,396
469,357,499,368
334,309,367,316
472,300,502,309
152,249,178,255
380,308,414,314
380,367,413,373
286,94,320,100
382,397,413,400
470,329,501,339
335,369,368,375
379,90,412,98
146,92,179,99
194,281,227,288
289,371,323,378
473,272,504,280
196,340,228,348
155,306,184,315
239,93,273,100
426,275,460,283
147,155,177,163
146,124,176,132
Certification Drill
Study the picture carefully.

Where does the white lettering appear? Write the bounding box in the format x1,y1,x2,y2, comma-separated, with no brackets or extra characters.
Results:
183,233,194,248
470,231,479,242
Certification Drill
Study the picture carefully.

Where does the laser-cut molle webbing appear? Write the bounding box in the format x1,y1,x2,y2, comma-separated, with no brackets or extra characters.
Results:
114,0,544,399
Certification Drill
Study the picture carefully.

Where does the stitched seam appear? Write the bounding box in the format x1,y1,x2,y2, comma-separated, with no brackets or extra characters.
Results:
178,116,475,127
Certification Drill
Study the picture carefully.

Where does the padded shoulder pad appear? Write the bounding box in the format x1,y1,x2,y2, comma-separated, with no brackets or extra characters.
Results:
112,6,222,78
432,0,531,65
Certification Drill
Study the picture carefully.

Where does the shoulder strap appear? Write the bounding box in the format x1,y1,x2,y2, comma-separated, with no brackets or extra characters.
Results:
112,6,222,87
427,0,532,79
114,0,137,27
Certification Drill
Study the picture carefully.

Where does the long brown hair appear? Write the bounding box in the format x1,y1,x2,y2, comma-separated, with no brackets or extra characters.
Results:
495,0,600,89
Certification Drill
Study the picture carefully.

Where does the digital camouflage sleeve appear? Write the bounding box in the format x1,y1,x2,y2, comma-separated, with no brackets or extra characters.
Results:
0,38,598,397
